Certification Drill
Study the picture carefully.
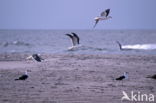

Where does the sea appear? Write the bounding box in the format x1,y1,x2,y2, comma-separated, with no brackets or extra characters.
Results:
0,29,156,55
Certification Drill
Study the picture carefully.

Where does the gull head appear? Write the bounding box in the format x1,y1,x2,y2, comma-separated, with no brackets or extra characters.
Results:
124,72,128,79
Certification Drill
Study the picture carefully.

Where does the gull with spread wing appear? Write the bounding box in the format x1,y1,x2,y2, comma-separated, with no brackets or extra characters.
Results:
93,9,112,28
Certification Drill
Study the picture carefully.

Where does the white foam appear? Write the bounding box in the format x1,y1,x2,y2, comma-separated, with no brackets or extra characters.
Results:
122,44,156,50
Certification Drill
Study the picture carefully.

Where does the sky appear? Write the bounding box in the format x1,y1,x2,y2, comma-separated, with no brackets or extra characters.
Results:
0,0,156,30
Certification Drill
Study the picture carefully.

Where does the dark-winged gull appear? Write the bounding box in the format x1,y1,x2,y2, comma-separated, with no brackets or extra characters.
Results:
71,32,80,45
146,74,156,80
93,9,112,28
27,54,44,62
116,72,128,80
15,71,28,80
65,32,80,49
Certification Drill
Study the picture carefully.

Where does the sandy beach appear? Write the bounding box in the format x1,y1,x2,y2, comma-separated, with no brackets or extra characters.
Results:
0,53,155,103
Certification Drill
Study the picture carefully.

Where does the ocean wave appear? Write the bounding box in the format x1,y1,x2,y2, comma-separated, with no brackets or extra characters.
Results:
122,44,156,50
67,45,106,51
0,41,30,47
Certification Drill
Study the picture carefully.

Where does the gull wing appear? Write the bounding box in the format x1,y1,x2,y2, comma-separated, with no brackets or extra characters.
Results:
93,19,99,28
32,54,42,62
71,32,80,45
65,34,75,46
116,75,125,80
105,9,110,17
116,41,122,50
101,9,110,17
15,73,28,80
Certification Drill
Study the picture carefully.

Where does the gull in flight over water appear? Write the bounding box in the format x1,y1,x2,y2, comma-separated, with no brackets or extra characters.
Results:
27,54,44,62
65,32,80,50
15,70,29,80
93,9,112,28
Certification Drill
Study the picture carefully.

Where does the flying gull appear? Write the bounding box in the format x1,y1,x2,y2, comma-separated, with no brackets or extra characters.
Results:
93,9,112,28
15,71,28,80
27,54,44,62
116,72,128,80
146,74,156,80
65,32,80,48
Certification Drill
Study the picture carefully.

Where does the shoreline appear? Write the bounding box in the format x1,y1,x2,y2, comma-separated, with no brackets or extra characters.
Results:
0,53,155,103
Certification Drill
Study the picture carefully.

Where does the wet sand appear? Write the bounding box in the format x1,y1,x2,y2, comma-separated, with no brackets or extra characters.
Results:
0,53,155,103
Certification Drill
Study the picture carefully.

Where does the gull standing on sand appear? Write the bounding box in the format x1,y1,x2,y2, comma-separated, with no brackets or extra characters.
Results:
146,74,156,80
27,54,44,62
116,72,128,80
93,9,112,28
116,72,128,86
15,71,28,80
65,32,80,49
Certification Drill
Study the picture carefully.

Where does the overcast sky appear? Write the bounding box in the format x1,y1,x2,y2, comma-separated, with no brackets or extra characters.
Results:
0,0,156,29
